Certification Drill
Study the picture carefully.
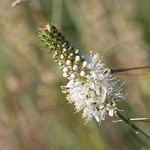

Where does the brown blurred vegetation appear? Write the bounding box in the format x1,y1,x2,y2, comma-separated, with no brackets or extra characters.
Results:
0,0,150,150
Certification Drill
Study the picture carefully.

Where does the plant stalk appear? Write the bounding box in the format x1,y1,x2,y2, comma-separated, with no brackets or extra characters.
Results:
116,111,150,142
111,66,150,73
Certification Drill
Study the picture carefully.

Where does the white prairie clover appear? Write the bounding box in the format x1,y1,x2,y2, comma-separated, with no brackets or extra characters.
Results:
38,23,126,124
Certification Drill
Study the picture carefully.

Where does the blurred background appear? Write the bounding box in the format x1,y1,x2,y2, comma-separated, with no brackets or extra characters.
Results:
0,0,150,149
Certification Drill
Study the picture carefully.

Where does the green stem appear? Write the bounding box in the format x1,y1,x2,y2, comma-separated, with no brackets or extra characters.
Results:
111,66,150,73
117,111,150,142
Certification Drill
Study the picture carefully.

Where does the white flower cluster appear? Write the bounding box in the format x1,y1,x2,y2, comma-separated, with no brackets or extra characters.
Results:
39,24,126,124
62,52,126,124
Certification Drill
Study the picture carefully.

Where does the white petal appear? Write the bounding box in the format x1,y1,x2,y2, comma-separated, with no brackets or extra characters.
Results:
101,86,107,102
109,109,114,116
93,110,100,122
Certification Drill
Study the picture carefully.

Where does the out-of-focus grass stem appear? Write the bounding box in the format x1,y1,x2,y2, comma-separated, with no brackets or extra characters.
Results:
64,0,86,38
51,0,63,28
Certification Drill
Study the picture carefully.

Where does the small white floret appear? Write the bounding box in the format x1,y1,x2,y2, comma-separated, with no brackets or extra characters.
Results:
81,55,85,59
59,61,61,65
83,61,87,67
63,72,68,78
66,60,72,65
63,48,67,52
80,71,86,77
75,49,79,54
55,51,59,55
73,65,78,71
60,54,64,59
75,56,80,61
70,74,76,79
63,67,68,73
69,53,74,57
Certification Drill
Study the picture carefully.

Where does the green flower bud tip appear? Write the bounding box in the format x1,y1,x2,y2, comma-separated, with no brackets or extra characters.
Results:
38,23,87,81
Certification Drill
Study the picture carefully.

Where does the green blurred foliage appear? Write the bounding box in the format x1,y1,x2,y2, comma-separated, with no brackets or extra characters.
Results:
0,0,150,150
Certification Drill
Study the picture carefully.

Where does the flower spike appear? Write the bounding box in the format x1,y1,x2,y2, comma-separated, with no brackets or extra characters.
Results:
38,23,126,124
